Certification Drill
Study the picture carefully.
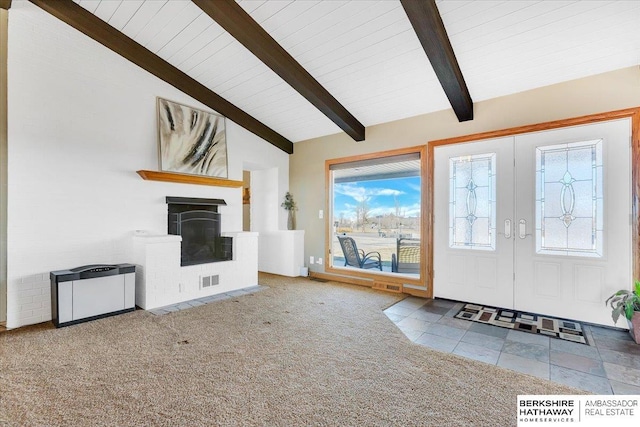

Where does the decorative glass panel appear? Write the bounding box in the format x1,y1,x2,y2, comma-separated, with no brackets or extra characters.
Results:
536,139,603,257
449,153,496,250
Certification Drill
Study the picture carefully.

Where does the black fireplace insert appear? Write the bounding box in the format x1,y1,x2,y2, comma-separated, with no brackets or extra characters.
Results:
167,197,232,266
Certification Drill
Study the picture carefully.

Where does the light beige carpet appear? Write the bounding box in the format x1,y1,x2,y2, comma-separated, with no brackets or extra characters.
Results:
0,274,582,426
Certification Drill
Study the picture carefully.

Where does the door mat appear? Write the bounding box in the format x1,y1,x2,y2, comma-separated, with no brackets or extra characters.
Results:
454,303,588,345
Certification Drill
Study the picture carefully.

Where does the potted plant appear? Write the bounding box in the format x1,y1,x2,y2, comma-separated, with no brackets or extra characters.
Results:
281,192,297,230
605,280,640,344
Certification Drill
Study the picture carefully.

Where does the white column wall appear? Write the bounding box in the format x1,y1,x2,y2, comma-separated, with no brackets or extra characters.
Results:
250,168,281,232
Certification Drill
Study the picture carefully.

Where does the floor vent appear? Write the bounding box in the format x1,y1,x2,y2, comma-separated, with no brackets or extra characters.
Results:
201,275,219,289
373,281,403,293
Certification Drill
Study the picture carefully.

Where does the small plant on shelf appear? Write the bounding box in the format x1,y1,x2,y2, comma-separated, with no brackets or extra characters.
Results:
281,192,297,230
281,192,297,211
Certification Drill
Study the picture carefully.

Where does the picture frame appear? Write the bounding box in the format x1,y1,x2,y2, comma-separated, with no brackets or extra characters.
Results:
157,97,228,178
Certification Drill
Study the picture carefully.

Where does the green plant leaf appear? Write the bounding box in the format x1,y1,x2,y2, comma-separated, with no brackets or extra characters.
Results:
625,302,635,321
612,306,623,323
606,281,640,324
606,295,623,308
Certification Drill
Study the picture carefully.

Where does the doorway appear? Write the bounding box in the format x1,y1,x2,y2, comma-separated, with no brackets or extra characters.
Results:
0,9,7,325
433,119,632,326
242,170,250,232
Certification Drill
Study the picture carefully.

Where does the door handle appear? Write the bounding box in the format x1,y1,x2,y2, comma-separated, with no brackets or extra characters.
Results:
498,219,512,239
518,219,530,239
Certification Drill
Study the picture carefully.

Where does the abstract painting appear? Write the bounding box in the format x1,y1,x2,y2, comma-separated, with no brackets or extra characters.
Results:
157,98,228,178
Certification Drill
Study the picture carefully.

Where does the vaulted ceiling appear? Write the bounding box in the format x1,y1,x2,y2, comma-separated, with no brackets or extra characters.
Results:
20,0,640,153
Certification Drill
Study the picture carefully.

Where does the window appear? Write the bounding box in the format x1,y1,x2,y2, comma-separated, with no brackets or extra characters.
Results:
449,153,496,251
535,139,603,257
327,150,422,279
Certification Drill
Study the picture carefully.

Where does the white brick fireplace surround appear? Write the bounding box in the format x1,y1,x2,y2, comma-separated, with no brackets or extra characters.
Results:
132,232,258,310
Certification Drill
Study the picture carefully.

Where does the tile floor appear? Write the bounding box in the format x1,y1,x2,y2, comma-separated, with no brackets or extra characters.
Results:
384,296,640,395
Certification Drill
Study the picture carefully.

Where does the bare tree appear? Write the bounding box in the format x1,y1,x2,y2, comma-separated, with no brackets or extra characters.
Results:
394,195,401,230
356,197,370,232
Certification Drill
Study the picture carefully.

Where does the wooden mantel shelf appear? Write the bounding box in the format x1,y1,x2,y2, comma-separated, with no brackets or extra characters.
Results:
137,170,243,188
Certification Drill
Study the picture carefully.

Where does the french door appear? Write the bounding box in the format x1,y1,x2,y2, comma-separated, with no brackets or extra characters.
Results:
433,119,631,326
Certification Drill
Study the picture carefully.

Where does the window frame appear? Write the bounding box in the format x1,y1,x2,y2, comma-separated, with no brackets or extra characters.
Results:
325,145,427,288
428,108,640,299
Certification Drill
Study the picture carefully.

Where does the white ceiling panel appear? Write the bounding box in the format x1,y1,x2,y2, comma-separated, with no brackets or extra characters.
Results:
155,13,214,59
132,1,192,48
92,0,123,23
76,0,100,14
253,0,316,27
70,0,640,144
435,0,474,16
260,1,342,42
444,2,583,55
242,1,295,24
165,22,228,68
442,1,640,101
188,35,249,81
119,1,166,37
237,0,442,129
143,5,203,53
107,1,144,31
277,2,401,64
302,17,412,77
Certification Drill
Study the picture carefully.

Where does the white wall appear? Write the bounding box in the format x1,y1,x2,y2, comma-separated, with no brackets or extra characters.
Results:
5,1,289,328
249,168,280,232
258,230,305,277
291,66,640,275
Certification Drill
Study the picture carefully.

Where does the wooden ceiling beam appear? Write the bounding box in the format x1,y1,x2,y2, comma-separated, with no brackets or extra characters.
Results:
28,0,293,154
0,1,12,11
400,0,473,122
192,0,365,142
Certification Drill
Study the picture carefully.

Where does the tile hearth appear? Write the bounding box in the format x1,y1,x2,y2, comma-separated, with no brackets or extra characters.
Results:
148,285,268,315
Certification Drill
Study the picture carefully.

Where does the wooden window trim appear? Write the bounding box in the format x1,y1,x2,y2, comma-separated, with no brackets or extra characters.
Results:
325,145,427,287
322,108,640,295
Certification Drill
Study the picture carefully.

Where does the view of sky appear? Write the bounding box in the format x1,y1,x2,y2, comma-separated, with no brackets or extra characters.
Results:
333,176,421,222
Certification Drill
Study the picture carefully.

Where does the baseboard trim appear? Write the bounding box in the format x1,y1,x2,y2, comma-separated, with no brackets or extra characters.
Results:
309,271,372,287
308,271,432,299
403,287,431,298
372,281,403,293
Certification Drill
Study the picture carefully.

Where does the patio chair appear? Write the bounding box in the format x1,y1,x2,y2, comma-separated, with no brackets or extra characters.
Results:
337,235,383,271
391,238,420,274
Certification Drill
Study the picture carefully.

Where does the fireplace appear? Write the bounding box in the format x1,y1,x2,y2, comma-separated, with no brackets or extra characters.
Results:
166,197,232,266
